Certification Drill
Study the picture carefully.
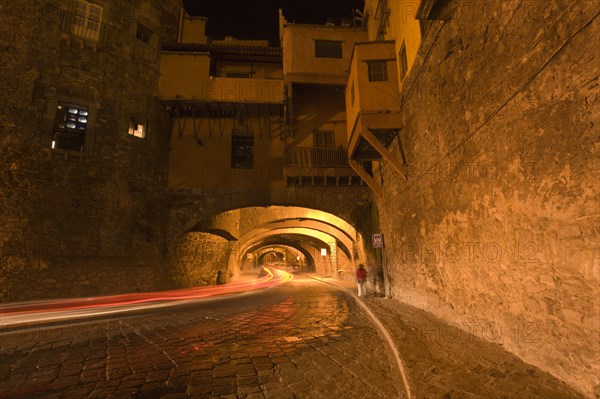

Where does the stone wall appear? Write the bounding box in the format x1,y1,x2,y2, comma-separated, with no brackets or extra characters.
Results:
167,185,371,242
0,0,182,302
168,232,233,287
9,258,171,300
377,1,599,396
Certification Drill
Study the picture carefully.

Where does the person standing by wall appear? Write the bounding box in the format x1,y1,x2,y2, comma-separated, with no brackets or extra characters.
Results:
356,264,367,297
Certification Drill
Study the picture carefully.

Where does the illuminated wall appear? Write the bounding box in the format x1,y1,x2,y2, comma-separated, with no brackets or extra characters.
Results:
364,0,424,87
374,1,600,396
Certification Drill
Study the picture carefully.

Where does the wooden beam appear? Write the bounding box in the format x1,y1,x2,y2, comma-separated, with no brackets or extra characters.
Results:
166,104,173,140
361,127,407,179
349,159,384,197
257,104,263,138
268,104,272,137
347,116,362,159
175,104,183,138
206,103,212,138
217,102,223,137
279,105,283,140
191,104,201,140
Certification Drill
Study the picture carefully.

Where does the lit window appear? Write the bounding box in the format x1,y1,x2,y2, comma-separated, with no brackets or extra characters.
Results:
128,118,146,138
232,133,253,168
52,103,89,151
313,131,334,148
399,41,408,80
136,22,153,44
315,40,343,58
71,1,103,42
367,61,388,82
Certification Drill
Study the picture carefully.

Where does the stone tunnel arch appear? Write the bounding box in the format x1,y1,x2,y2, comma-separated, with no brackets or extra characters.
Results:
166,204,375,287
167,187,372,244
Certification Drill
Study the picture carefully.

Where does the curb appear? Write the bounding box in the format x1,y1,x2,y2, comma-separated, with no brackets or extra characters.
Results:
307,275,413,399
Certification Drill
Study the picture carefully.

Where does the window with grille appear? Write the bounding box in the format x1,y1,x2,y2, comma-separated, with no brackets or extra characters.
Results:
367,61,388,82
231,133,254,168
315,40,343,59
71,1,103,42
51,104,89,151
128,118,146,138
313,131,335,148
399,41,408,80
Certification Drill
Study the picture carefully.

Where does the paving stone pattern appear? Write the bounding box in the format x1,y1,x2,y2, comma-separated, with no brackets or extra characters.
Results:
317,277,585,399
0,278,402,399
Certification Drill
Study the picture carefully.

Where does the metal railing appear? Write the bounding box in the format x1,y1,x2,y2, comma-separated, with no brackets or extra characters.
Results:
284,147,349,168
60,9,107,44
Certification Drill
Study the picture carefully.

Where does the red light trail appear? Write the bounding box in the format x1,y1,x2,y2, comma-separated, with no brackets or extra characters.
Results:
0,267,293,327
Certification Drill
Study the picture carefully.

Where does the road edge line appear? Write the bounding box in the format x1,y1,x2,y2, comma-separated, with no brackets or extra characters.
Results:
309,276,413,399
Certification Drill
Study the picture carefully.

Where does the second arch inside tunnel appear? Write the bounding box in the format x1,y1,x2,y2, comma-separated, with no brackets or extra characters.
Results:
167,205,374,285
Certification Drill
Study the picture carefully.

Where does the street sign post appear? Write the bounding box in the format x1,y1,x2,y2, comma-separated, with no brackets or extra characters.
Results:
372,233,390,297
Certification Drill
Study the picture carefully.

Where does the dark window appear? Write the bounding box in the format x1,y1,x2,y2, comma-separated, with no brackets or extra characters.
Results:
136,22,153,44
313,131,335,148
315,40,343,58
232,133,254,168
51,103,89,151
399,41,408,80
128,117,146,138
367,61,388,82
226,72,251,78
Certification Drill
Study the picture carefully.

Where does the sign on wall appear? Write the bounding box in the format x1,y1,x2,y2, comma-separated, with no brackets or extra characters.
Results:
372,234,384,248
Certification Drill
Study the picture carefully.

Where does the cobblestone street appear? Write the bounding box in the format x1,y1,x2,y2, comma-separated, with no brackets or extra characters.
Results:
0,275,586,398
0,277,402,399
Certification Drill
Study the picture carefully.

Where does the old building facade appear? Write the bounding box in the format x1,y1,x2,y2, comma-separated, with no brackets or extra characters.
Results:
1,0,181,300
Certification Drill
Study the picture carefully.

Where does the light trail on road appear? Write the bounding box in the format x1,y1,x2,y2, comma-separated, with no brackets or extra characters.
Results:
0,267,293,327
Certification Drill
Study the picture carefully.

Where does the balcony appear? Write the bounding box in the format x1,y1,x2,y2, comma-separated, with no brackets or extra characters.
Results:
345,41,406,196
59,9,107,50
283,147,360,186
285,147,349,167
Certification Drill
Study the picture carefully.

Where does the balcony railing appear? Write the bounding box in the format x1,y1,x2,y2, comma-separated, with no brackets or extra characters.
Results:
60,9,107,45
284,147,348,168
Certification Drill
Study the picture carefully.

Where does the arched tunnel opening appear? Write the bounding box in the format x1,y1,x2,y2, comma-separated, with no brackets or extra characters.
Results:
167,206,375,287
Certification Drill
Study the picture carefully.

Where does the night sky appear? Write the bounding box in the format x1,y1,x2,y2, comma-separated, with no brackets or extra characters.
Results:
182,0,365,42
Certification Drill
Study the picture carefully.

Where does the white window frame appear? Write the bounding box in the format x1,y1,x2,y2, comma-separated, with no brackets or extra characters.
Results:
313,131,335,148
71,0,103,42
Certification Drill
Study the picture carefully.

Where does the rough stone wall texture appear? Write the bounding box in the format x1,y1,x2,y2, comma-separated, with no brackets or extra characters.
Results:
167,185,372,242
8,259,170,300
168,203,372,281
377,1,599,396
168,232,232,287
0,0,181,301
